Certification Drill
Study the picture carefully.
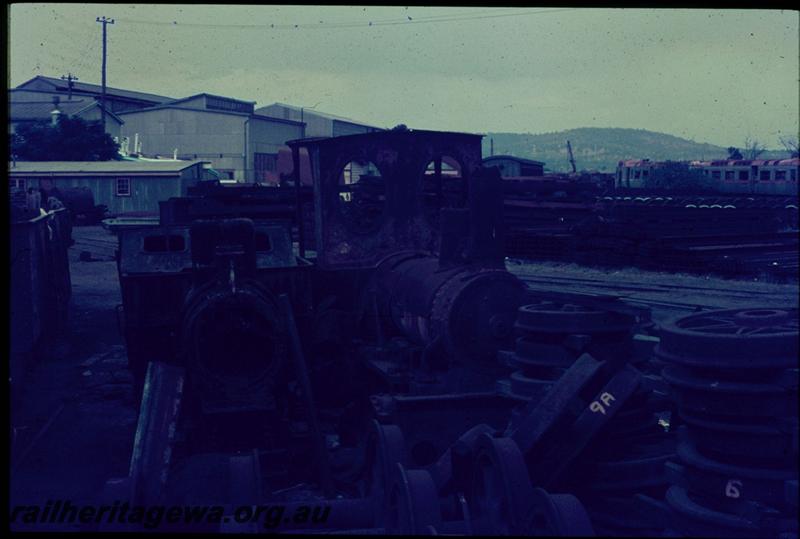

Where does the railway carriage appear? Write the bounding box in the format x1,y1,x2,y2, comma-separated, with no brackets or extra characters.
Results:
615,158,799,196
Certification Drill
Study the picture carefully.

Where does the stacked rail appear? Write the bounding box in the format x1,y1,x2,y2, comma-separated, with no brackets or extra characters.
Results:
504,194,799,280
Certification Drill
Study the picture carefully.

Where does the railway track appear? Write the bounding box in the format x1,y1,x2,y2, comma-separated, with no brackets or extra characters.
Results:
510,270,798,322
509,270,788,297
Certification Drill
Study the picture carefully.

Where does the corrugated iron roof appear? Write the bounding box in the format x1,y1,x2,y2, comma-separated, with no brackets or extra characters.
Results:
483,155,545,166
618,159,660,167
160,93,256,107
16,75,176,104
8,159,209,175
623,158,799,167
11,100,91,118
257,102,379,128
691,158,799,167
9,100,124,124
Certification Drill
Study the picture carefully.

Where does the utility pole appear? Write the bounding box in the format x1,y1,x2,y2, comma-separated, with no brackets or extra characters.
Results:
96,16,114,131
60,73,78,100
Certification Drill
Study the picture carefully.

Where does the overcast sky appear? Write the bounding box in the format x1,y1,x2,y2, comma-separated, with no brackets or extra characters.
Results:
8,4,799,148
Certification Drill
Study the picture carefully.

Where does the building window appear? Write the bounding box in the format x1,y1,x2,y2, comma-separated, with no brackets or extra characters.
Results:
724,170,735,180
711,170,721,180
775,170,786,181
9,178,26,190
759,170,771,181
738,170,749,181
206,96,253,114
791,169,797,182
116,177,131,196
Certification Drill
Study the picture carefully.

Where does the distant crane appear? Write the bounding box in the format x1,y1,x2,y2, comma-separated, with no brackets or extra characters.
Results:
566,140,577,174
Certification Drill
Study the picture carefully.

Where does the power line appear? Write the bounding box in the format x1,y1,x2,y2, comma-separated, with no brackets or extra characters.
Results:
113,8,574,30
114,8,518,28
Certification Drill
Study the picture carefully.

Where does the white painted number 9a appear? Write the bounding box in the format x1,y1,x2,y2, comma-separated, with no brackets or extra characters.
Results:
725,479,742,499
589,392,616,415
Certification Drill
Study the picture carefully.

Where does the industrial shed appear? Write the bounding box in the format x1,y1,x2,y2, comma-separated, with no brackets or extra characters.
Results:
15,75,176,113
9,92,125,139
8,160,211,215
118,94,305,182
256,102,382,138
482,155,545,177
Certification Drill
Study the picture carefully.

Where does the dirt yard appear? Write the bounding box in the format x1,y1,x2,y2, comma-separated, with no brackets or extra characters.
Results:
10,226,137,529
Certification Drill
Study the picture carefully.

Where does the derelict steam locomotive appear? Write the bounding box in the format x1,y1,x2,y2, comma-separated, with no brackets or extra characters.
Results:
116,129,525,441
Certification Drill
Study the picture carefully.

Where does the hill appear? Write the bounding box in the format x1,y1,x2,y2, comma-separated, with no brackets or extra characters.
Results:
482,128,788,173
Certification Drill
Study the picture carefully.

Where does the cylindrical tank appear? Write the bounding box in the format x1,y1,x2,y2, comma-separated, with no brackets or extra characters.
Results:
180,278,288,413
375,251,526,361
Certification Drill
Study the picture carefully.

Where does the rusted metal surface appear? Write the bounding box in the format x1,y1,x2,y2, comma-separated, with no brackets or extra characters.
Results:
527,488,596,536
656,308,798,370
288,129,484,269
656,308,799,538
375,252,526,363
128,361,184,506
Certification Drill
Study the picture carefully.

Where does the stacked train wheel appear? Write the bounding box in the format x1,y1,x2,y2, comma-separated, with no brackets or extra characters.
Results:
496,299,676,536
656,308,798,538
497,300,638,405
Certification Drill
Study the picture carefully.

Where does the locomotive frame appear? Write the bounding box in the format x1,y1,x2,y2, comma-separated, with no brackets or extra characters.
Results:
115,129,526,422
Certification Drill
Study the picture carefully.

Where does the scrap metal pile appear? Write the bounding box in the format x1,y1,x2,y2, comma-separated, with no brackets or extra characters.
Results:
504,194,799,280
105,130,797,536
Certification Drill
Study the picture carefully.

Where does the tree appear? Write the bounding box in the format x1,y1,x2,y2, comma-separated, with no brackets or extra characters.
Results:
727,146,743,159
644,161,715,193
778,135,799,158
10,117,120,161
743,137,766,160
